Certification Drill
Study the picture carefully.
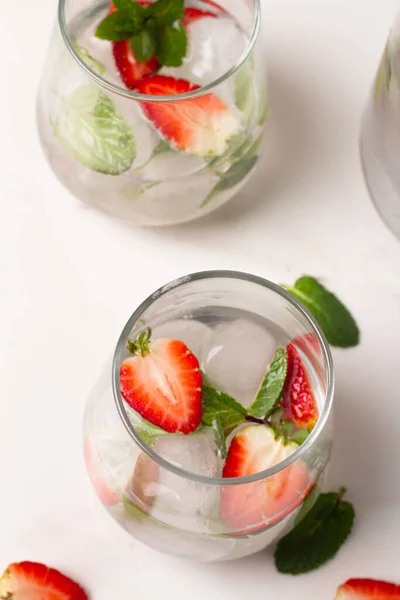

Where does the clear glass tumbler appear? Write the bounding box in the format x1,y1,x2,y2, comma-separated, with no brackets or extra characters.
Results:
360,10,400,240
36,0,267,226
83,271,334,562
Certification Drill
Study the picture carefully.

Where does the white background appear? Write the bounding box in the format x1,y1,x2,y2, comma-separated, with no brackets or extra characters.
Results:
1,0,400,597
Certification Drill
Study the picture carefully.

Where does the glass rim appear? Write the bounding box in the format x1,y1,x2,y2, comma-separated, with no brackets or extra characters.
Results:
58,0,261,102
112,270,335,486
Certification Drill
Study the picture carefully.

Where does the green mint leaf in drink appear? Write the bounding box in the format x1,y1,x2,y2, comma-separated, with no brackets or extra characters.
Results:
201,383,247,435
53,86,136,175
156,22,187,67
248,346,287,418
212,417,227,459
146,0,185,26
130,28,157,62
289,428,310,446
274,487,355,575
283,276,360,348
234,60,256,119
113,0,144,16
71,40,106,74
95,10,141,41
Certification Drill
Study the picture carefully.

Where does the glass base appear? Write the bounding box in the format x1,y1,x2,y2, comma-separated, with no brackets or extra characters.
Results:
360,104,400,241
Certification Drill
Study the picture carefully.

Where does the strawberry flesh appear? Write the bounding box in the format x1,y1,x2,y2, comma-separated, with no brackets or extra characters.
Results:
120,337,202,434
220,425,309,530
281,342,318,430
136,75,240,156
0,562,88,600
336,578,400,599
84,439,119,507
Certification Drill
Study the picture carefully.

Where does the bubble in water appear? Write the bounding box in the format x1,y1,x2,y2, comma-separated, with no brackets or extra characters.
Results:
203,318,276,407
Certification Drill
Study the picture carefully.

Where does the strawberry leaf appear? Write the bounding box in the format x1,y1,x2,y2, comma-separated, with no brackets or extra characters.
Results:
156,22,187,67
248,346,288,418
130,28,157,62
95,11,140,40
201,383,247,434
146,0,185,26
283,276,360,348
212,417,227,459
274,488,355,574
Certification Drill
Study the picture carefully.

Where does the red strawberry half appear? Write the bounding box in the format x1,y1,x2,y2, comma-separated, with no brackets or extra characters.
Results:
84,439,119,507
120,330,202,434
336,578,400,599
281,342,318,430
136,75,240,156
220,425,309,530
0,562,88,600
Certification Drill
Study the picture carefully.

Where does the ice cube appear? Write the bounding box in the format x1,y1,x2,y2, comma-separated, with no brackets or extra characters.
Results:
161,16,247,86
151,319,212,363
203,318,276,407
140,149,205,181
149,429,222,531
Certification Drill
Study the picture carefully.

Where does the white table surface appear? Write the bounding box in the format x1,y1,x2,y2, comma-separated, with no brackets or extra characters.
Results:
1,0,400,597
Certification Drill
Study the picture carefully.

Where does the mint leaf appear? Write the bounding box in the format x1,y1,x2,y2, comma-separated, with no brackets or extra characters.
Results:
234,60,255,119
212,417,227,459
248,346,287,418
113,0,144,16
95,11,140,40
274,488,355,574
146,0,184,26
258,85,268,125
157,21,187,67
72,40,106,74
134,422,167,446
130,28,156,62
289,429,310,445
54,86,136,175
202,135,261,207
201,383,247,435
283,276,360,348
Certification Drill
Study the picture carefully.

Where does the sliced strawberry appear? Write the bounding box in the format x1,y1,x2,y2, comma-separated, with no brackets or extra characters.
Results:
182,7,217,26
0,562,88,600
336,578,400,599
120,331,202,434
112,41,159,90
126,452,159,511
220,425,309,530
136,75,240,156
84,439,119,507
281,342,318,430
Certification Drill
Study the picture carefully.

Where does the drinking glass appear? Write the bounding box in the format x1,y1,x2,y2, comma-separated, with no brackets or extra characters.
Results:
360,10,400,240
83,271,334,562
37,0,267,226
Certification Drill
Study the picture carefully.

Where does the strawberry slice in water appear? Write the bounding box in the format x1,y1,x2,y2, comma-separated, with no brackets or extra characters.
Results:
220,425,309,530
136,75,240,156
336,579,400,599
120,329,202,434
281,342,318,430
0,562,88,600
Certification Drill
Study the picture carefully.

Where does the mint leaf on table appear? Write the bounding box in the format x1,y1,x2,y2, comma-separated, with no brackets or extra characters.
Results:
283,276,360,348
248,346,287,418
53,86,136,175
201,383,247,435
95,11,141,41
212,416,227,459
274,487,355,575
157,21,187,67
294,483,320,526
130,28,157,62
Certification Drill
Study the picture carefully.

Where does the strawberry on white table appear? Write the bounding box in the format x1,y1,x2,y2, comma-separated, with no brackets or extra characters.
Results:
335,578,400,599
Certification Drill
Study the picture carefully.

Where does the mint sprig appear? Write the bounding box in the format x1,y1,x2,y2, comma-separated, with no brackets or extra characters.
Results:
212,416,227,459
95,0,188,68
274,487,355,574
283,276,360,348
247,346,287,418
201,383,247,435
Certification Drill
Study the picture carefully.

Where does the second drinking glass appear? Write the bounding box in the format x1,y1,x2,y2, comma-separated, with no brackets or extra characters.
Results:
37,0,267,226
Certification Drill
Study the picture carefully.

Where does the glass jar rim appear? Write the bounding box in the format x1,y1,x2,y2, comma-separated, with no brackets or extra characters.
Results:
112,270,335,486
58,0,261,102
